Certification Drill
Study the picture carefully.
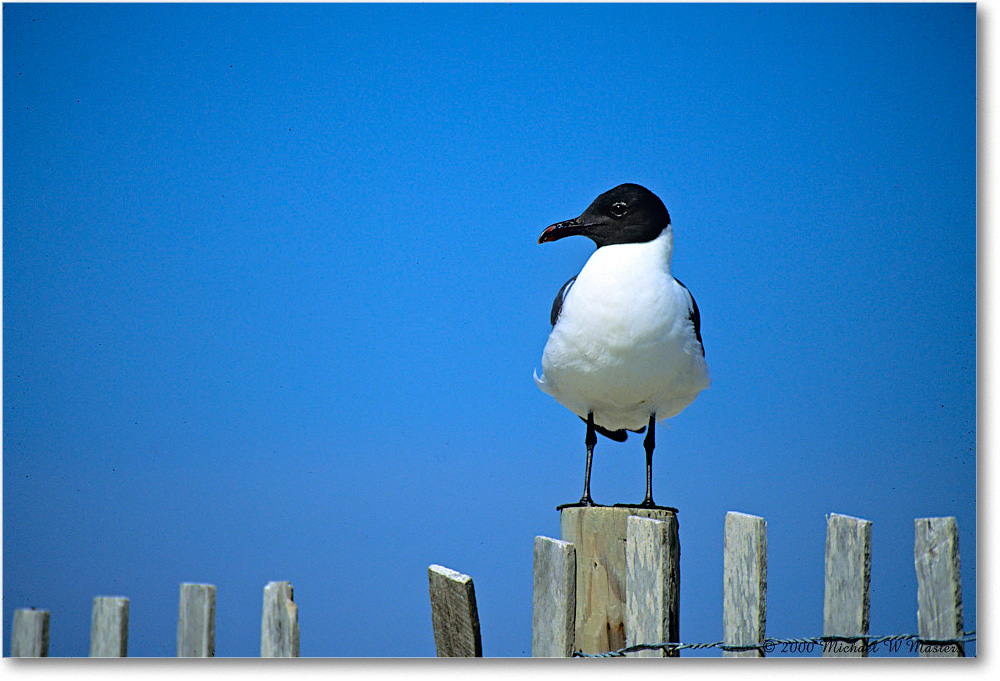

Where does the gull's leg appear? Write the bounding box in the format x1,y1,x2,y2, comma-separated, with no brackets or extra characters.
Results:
639,413,656,508
558,412,599,509
580,411,597,506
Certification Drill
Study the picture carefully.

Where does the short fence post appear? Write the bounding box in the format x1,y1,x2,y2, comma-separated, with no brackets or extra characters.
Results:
532,536,576,657
823,513,872,657
261,581,299,657
723,511,767,657
428,564,482,657
90,596,129,657
10,608,50,657
177,583,216,657
914,517,964,657
625,515,680,657
560,505,677,654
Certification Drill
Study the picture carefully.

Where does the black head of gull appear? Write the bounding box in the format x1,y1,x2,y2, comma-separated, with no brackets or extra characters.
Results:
538,183,670,247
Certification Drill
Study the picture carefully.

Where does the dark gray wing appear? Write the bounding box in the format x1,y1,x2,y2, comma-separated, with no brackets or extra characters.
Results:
674,277,705,357
550,275,577,327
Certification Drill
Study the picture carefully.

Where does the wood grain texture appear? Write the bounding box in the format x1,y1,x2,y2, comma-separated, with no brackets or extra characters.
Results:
177,583,216,657
261,581,300,657
722,511,767,657
823,513,871,657
532,536,576,657
625,515,680,657
915,517,964,657
428,564,482,657
90,596,129,657
560,505,676,654
11,609,49,657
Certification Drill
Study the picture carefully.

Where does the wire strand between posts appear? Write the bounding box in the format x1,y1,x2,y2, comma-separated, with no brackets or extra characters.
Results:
573,631,977,657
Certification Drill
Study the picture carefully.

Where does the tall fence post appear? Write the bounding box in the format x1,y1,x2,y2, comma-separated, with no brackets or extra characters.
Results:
914,517,964,657
723,511,767,657
90,596,129,657
177,583,216,657
261,581,299,657
532,536,576,657
625,515,680,657
560,505,677,654
823,513,872,657
10,608,50,657
428,564,482,657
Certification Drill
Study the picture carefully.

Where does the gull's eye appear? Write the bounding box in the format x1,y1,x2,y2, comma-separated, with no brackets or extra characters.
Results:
609,201,628,218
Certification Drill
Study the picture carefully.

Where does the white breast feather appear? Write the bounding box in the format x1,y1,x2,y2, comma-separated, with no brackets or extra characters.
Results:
535,229,710,432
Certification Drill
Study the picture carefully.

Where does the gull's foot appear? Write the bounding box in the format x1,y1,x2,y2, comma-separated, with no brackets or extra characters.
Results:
612,501,680,512
556,496,603,510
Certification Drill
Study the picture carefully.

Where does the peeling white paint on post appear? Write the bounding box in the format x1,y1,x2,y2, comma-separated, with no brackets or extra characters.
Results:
11,608,49,657
915,517,964,657
90,596,129,657
428,564,482,657
177,583,216,657
723,511,767,657
625,515,680,657
823,514,872,657
261,581,299,657
532,536,576,657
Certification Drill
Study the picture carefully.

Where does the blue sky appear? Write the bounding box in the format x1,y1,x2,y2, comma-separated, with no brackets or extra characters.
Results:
3,3,975,657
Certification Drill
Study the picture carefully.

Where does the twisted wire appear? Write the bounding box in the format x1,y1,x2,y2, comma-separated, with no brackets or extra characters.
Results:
573,631,977,657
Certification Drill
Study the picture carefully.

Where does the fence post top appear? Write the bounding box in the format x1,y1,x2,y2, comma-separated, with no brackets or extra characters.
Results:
428,564,472,584
726,510,766,523
826,512,872,525
534,535,574,548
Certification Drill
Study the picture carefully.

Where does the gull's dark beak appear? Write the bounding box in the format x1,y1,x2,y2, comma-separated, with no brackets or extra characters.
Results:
538,218,585,244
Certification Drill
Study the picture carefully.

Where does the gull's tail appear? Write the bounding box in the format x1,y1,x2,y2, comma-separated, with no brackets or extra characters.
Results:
533,368,554,396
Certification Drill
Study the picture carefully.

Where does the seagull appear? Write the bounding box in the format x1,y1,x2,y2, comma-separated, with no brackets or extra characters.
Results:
534,183,710,508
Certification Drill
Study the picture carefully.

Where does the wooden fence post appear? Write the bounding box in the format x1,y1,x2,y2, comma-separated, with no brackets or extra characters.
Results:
823,513,872,657
261,581,299,657
532,536,576,657
10,608,49,657
723,511,767,657
625,515,680,657
914,517,964,657
177,583,216,657
90,596,129,657
428,564,482,657
560,505,677,654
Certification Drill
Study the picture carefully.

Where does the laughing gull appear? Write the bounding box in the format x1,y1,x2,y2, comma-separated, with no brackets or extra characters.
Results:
534,183,710,508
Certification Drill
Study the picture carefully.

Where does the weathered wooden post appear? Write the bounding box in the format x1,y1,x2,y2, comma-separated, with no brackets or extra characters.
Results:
532,536,576,657
722,511,767,657
428,564,482,657
90,596,129,657
560,505,677,654
625,515,680,657
261,581,299,657
10,608,49,657
914,517,964,657
177,583,216,657
823,513,872,657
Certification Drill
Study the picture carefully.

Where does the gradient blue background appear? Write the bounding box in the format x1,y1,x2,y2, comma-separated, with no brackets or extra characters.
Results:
3,3,976,657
